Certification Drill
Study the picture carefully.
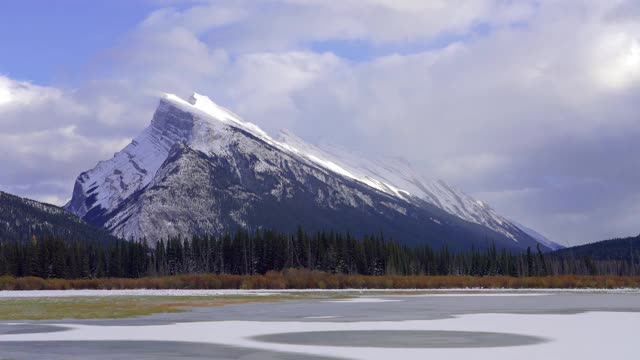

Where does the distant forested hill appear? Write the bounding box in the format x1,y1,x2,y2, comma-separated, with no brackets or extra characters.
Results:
0,191,117,244
553,235,640,262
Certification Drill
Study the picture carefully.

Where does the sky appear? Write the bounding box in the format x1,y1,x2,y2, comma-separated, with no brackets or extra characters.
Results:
1,0,639,246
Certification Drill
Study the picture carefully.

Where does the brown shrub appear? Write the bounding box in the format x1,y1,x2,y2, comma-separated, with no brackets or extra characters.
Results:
1,272,639,290
0,275,17,290
13,276,46,290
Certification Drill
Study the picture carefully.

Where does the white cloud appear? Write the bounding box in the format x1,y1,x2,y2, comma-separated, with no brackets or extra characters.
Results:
140,3,247,33
216,51,344,130
591,31,640,90
0,77,132,205
0,76,75,109
0,81,13,106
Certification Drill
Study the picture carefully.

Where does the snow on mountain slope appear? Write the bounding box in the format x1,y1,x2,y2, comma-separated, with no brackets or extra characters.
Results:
167,94,409,200
276,131,532,244
65,92,553,249
65,99,193,220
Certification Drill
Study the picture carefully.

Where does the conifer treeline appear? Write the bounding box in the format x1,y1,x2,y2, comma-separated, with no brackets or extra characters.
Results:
1,228,638,279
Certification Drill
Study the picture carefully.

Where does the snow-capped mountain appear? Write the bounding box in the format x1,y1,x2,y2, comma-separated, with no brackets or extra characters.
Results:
66,92,553,251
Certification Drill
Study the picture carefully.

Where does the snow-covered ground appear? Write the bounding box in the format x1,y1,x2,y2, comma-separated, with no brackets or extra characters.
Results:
1,288,639,298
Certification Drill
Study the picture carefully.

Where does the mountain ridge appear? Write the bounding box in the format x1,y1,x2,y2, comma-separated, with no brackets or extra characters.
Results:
0,190,117,243
553,234,640,262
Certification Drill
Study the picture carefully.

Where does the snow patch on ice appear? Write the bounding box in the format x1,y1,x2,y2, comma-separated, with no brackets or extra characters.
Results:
325,298,403,303
401,293,551,297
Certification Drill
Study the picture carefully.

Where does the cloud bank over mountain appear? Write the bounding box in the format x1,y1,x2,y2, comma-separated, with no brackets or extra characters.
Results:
1,0,639,245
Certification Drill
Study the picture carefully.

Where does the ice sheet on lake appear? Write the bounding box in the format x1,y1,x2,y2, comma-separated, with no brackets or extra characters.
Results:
0,312,637,360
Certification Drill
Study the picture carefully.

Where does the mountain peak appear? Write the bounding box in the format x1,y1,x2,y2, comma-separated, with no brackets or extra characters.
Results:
187,92,205,105
163,92,235,124
187,92,230,120
163,92,272,142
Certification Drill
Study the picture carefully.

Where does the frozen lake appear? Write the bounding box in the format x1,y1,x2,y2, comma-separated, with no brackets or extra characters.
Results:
1,291,639,359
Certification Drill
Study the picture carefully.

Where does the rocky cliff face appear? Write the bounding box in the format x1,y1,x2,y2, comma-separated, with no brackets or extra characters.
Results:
65,92,554,250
